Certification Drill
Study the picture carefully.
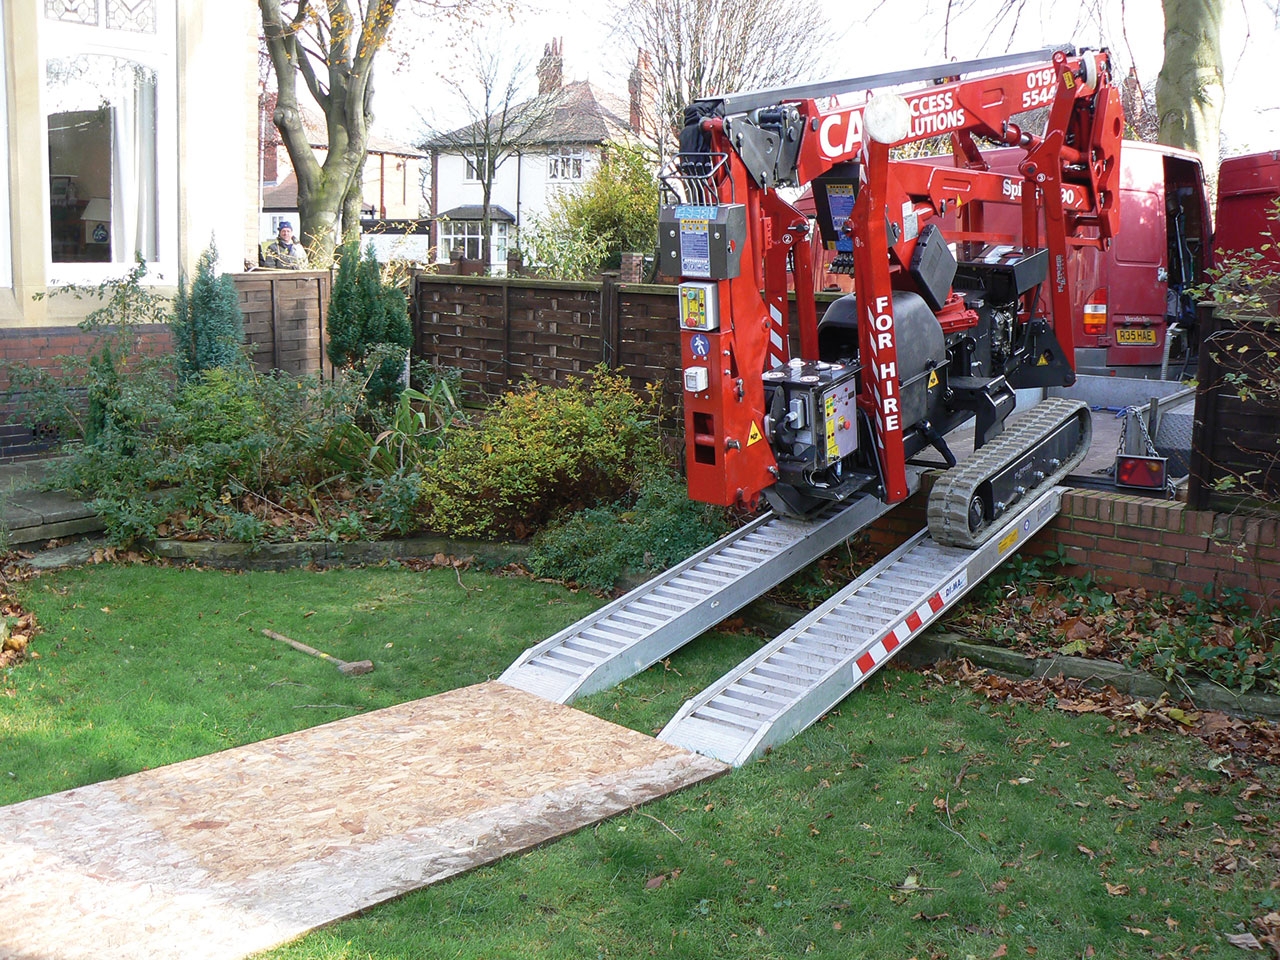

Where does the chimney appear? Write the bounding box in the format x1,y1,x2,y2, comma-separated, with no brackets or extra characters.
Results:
537,38,563,96
628,49,652,134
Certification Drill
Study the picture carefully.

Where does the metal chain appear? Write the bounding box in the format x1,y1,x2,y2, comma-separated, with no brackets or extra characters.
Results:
1126,404,1178,495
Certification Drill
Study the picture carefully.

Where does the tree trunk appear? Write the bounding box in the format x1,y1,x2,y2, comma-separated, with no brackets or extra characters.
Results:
481,174,493,272
341,154,367,246
1157,0,1224,178
259,0,396,265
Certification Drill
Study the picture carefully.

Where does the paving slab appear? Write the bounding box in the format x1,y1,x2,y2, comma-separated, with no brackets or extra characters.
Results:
3,489,102,546
0,681,727,960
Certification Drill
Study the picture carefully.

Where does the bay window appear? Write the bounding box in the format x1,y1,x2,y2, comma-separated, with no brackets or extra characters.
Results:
42,0,174,278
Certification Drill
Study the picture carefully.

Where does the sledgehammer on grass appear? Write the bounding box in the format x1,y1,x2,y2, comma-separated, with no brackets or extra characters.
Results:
262,629,375,675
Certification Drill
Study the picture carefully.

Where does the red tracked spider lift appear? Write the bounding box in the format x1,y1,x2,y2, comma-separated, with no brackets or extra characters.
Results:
661,45,1122,541
505,47,1125,765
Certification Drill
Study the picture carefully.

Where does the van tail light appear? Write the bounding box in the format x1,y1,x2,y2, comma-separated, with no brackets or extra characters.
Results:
1115,454,1167,490
1083,289,1108,336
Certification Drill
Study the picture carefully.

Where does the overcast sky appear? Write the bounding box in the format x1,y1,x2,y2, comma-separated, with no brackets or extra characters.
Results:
372,0,1280,154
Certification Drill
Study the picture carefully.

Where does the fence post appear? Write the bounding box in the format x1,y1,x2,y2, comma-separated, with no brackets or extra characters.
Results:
502,278,512,384
1187,302,1220,510
318,271,331,379
600,271,619,367
269,277,284,370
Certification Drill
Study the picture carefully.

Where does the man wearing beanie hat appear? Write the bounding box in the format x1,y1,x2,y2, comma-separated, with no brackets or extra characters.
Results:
260,221,308,269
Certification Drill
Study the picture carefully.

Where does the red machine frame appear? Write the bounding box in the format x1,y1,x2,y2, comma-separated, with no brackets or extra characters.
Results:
671,48,1124,511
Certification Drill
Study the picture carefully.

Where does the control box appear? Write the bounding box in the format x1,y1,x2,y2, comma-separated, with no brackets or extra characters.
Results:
678,282,720,331
763,360,859,470
658,204,747,280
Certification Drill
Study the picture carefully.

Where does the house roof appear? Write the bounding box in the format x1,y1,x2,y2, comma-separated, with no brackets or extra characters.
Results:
436,205,516,223
296,108,426,157
425,80,633,150
263,172,374,214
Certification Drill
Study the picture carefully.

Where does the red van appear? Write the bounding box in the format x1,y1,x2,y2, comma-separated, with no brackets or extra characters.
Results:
1214,150,1280,269
1066,142,1212,373
899,141,1212,374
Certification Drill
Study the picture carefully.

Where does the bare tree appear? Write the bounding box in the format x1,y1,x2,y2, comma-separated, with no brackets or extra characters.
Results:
922,0,1229,172
259,0,485,264
422,36,561,270
613,0,835,153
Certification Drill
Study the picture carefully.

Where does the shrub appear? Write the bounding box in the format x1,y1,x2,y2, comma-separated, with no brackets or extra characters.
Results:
522,143,657,277
1192,197,1280,504
171,240,247,379
419,368,661,539
6,257,173,446
529,471,734,590
172,368,267,445
326,242,412,405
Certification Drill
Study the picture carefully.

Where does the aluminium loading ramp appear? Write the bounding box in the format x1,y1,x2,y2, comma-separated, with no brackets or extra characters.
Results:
659,485,1066,767
499,469,923,705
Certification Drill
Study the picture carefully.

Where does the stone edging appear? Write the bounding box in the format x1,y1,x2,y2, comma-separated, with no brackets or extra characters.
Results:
146,535,531,570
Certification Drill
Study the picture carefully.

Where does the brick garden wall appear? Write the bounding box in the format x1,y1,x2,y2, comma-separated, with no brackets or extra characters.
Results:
864,486,1280,613
0,324,173,459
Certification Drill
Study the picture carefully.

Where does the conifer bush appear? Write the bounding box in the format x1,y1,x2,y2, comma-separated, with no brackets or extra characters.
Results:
326,241,413,405
171,241,247,379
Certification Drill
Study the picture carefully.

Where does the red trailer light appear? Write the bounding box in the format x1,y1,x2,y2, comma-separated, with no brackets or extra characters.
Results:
1115,454,1167,490
1083,289,1108,336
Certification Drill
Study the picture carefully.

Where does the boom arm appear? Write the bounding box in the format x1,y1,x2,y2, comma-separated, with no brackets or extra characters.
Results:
662,46,1123,512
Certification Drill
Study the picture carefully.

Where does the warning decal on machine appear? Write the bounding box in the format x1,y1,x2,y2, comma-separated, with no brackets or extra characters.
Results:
824,396,839,460
747,422,763,446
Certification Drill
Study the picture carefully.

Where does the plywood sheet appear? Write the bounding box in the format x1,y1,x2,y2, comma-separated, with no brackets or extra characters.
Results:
0,682,726,960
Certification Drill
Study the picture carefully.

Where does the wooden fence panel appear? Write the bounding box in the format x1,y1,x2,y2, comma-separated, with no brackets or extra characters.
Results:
411,275,848,407
616,287,681,396
415,279,512,397
1188,307,1280,509
231,271,331,378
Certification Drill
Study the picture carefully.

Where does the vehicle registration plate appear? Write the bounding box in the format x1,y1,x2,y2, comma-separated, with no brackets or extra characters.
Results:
1115,327,1158,345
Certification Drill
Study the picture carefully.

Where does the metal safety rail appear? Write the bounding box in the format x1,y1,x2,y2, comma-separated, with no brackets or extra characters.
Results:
499,471,923,705
659,485,1066,767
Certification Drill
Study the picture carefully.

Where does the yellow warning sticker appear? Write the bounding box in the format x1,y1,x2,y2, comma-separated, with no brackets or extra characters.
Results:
747,422,764,446
998,529,1020,554
1037,354,1049,365
927,370,939,389
1063,71,1075,89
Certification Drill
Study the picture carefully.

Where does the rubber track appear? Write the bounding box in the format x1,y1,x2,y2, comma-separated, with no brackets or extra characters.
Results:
927,397,1091,548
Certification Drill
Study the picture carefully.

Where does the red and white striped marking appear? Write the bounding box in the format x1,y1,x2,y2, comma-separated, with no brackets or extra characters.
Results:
768,304,787,368
851,571,966,679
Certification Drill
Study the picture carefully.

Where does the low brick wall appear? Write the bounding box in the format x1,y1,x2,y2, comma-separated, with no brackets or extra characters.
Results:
1043,490,1278,605
865,486,1280,612
0,324,173,459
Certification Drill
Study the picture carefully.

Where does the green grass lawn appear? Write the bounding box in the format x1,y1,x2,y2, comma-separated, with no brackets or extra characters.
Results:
3,563,1277,958
0,563,601,800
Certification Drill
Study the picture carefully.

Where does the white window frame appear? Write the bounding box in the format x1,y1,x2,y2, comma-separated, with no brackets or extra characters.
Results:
464,150,488,182
547,145,585,182
436,219,509,265
0,10,11,290
39,4,177,285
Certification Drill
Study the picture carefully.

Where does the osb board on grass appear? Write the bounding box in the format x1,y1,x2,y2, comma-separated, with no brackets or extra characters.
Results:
0,681,727,960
